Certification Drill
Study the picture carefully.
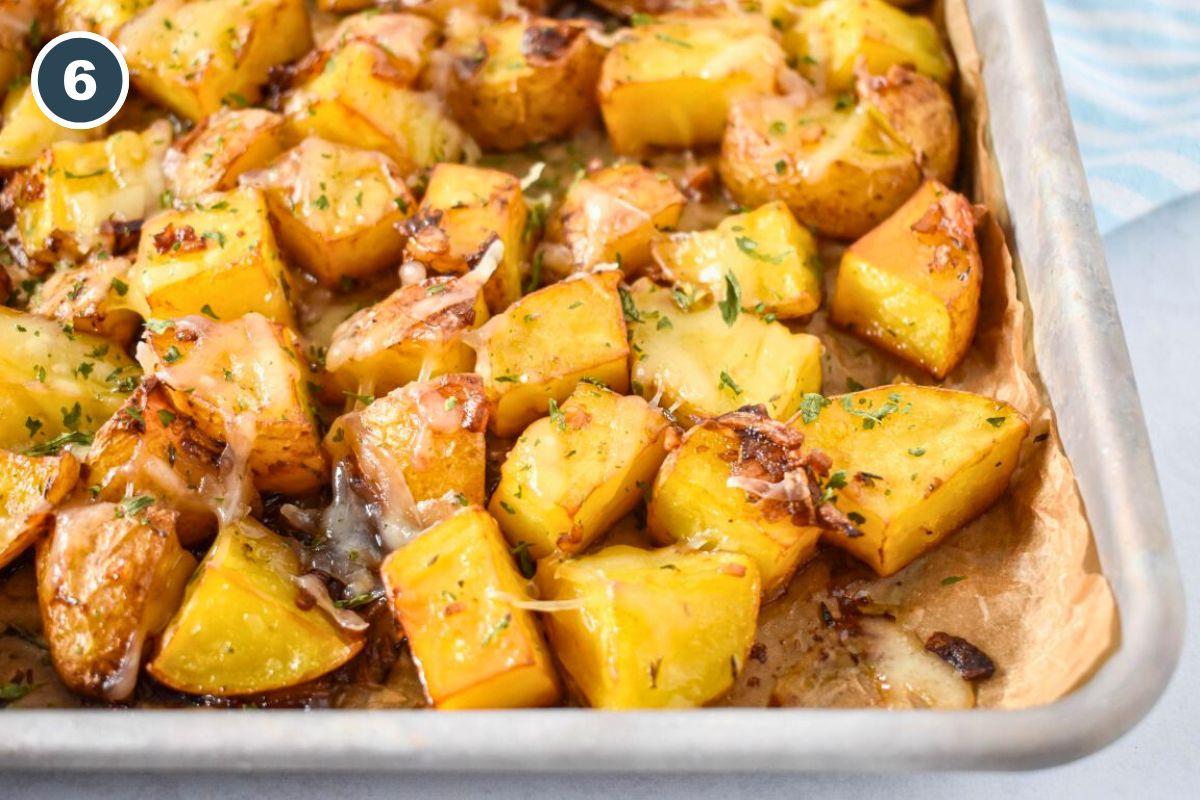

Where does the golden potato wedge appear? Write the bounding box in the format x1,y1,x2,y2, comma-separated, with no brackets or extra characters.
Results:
719,92,920,239
648,409,824,597
536,545,760,709
403,163,527,313
794,385,1028,576
830,180,981,378
381,507,560,709
242,138,415,288
129,187,295,325
543,163,686,276
86,380,223,546
117,0,313,121
857,65,959,185
55,0,153,38
3,121,171,263
143,314,326,496
598,12,785,155
0,84,91,171
0,307,140,450
163,108,288,200
323,11,437,87
284,40,464,175
149,517,364,696
0,449,79,570
471,270,630,438
325,274,489,395
30,254,142,348
445,16,605,151
626,278,822,423
789,0,953,91
37,502,196,701
490,382,672,558
651,201,822,320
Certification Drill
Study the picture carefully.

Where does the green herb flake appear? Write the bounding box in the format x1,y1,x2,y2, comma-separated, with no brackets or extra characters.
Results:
798,393,830,424
719,371,742,396
941,575,967,586
719,271,741,327
510,542,536,579
548,398,566,431
734,235,785,264
986,417,1006,428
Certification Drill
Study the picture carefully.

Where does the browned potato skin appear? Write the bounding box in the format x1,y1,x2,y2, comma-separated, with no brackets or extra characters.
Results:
0,449,80,570
857,65,959,185
445,17,605,152
37,503,196,702
31,255,142,348
163,108,289,200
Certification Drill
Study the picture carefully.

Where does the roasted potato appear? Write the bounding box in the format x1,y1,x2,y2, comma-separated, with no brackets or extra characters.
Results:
537,545,760,709
626,278,823,423
857,65,959,185
55,0,153,38
37,502,196,701
651,201,822,320
380,507,561,709
30,254,142,348
830,180,981,378
129,186,296,325
0,307,140,450
117,0,313,121
445,16,605,151
598,12,785,155
149,517,364,696
794,385,1028,576
242,137,415,288
490,382,672,558
142,314,327,496
323,11,438,86
0,84,91,170
403,164,527,313
472,270,630,438
163,108,288,200
719,92,920,239
3,121,172,263
0,449,80,570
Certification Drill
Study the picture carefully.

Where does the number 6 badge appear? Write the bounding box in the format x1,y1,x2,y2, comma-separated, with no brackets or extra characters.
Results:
31,31,130,130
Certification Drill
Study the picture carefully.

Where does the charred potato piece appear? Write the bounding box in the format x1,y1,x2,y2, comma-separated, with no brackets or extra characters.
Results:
472,270,630,438
536,545,760,709
163,108,288,200
599,12,785,155
0,85,91,171
129,187,295,325
30,254,142,348
794,385,1028,576
857,64,959,184
149,517,364,696
446,16,605,151
323,11,438,87
37,503,196,701
55,0,153,38
490,382,672,558
830,180,981,378
381,507,561,709
117,0,313,121
0,449,80,570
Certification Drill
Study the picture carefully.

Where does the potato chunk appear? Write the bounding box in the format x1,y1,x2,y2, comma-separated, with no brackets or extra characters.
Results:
37,503,196,701
857,65,960,187
537,545,760,708
626,278,822,424
543,164,686,276
789,0,953,92
0,449,79,570
30,254,142,348
142,314,326,496
648,410,823,597
652,201,822,320
242,138,415,288
380,507,561,709
472,271,630,437
0,308,140,450
149,518,364,696
130,187,295,325
55,0,153,38
117,0,313,121
446,16,605,151
794,385,1028,576
830,180,982,378
163,108,288,200
0,85,90,170
284,40,464,175
322,11,437,86
719,93,920,239
490,382,672,559
404,164,528,313
598,12,785,155
4,121,171,263
86,381,223,546
325,275,489,395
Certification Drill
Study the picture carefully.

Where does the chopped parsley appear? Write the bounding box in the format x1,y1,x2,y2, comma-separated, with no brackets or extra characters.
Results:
719,271,741,327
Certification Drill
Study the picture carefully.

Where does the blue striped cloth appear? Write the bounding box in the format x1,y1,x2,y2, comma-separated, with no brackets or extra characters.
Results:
1045,0,1200,233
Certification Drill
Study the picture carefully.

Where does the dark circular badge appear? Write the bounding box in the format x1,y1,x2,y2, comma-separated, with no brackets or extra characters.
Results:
31,32,129,130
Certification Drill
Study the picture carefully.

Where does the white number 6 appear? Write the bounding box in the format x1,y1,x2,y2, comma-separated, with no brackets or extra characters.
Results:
64,60,97,102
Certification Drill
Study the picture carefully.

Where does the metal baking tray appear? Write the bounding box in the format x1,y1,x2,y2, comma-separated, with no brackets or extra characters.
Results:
0,0,1184,772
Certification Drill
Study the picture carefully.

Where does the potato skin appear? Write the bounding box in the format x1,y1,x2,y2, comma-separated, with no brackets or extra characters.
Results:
857,65,959,185
0,450,80,571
